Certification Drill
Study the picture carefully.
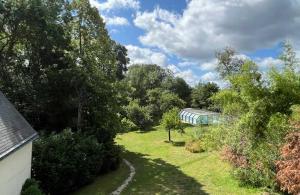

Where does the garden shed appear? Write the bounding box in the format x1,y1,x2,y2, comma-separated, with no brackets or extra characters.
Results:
0,91,38,195
179,108,221,125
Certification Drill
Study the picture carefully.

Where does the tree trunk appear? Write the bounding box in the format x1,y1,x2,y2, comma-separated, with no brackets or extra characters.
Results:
168,129,171,142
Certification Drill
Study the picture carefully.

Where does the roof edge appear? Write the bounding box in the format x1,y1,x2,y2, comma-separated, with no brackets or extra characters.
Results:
0,132,38,161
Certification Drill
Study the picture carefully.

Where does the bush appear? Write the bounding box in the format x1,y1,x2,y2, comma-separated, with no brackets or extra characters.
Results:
185,140,204,153
190,128,205,140
276,132,300,194
121,117,138,132
32,129,106,194
125,100,153,130
21,179,43,195
232,143,278,189
200,125,229,151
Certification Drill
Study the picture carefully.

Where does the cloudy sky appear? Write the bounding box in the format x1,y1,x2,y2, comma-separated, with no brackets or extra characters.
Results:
90,0,300,86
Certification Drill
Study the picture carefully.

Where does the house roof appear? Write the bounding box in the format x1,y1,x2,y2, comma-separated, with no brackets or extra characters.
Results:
0,91,38,160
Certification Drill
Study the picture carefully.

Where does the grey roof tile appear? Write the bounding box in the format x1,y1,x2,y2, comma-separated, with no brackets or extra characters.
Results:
0,91,38,160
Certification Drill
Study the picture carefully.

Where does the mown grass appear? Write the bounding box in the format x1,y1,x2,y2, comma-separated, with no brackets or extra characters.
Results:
71,161,129,195
116,125,263,195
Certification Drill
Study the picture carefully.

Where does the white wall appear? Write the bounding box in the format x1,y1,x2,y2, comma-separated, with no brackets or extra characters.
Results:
0,142,32,195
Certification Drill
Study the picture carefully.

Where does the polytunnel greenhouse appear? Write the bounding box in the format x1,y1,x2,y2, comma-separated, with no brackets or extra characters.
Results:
179,108,221,125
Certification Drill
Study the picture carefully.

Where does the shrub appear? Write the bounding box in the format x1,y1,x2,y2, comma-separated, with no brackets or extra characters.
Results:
121,117,138,132
185,140,204,153
232,143,278,189
276,132,300,194
21,179,43,195
125,100,153,130
221,146,248,168
32,129,106,194
200,125,229,151
190,128,205,140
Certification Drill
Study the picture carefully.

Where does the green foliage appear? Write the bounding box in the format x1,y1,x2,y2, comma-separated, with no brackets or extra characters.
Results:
161,108,183,131
121,117,138,132
21,179,43,195
32,129,117,194
215,47,245,79
124,64,190,126
191,82,219,110
201,125,229,151
163,77,192,105
210,44,300,191
124,100,153,130
161,107,183,141
125,64,169,104
190,128,205,140
1,1,123,193
160,92,185,113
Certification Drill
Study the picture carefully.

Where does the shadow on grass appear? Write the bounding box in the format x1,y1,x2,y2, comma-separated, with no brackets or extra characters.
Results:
121,150,208,195
171,141,185,147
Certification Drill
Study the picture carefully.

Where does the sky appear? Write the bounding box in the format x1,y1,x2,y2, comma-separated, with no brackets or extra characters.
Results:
89,0,300,86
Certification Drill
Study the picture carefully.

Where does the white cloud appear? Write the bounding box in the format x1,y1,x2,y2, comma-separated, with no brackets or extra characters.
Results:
175,69,200,86
134,0,300,61
255,57,283,69
103,16,129,26
200,59,218,71
201,72,218,82
90,0,140,11
167,64,181,74
126,45,167,66
178,61,198,67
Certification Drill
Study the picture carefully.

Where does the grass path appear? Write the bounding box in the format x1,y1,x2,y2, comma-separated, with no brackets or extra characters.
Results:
111,159,136,195
116,126,263,195
71,161,129,195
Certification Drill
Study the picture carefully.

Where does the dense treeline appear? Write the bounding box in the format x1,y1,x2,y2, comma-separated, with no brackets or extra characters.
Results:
0,0,125,193
121,64,193,130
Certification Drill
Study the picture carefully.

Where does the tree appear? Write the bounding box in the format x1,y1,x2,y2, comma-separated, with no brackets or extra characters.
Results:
160,92,185,114
124,100,153,130
125,64,169,104
216,47,245,79
113,42,129,80
163,77,191,105
279,41,299,71
161,108,183,142
0,0,123,193
191,82,219,110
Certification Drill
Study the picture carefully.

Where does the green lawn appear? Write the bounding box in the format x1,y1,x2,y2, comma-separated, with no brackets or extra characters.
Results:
116,126,263,195
71,161,129,195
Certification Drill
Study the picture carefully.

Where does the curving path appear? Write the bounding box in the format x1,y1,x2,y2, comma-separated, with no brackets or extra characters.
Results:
111,159,135,195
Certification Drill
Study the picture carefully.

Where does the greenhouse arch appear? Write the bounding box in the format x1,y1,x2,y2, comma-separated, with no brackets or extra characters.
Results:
179,108,221,125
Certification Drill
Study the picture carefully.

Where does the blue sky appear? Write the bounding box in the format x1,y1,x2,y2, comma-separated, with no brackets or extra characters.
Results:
90,0,300,86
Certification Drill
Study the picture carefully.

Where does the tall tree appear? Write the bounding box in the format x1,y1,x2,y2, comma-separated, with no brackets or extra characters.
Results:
279,41,299,71
216,47,244,79
191,82,219,110
113,41,129,80
163,77,191,106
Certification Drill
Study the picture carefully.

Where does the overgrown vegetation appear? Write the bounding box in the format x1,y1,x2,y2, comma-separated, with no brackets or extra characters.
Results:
196,42,300,193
